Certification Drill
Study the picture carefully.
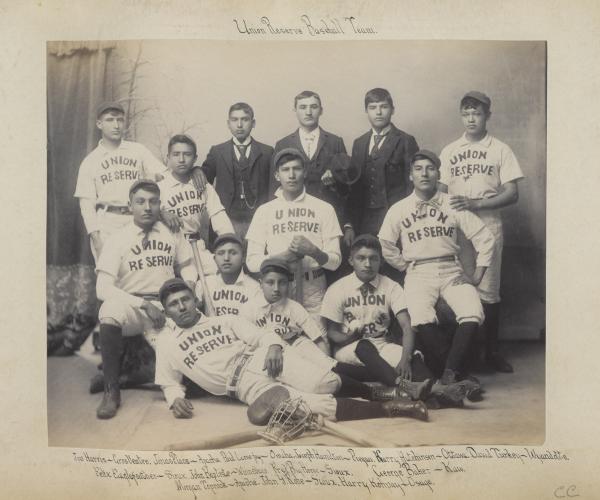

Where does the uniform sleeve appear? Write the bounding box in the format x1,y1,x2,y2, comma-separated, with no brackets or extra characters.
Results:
79,198,99,234
378,207,408,271
74,155,97,200
228,316,285,349
438,144,452,186
155,336,186,408
387,280,408,315
245,206,268,273
499,144,524,185
96,235,123,278
456,211,495,267
174,231,197,283
319,284,345,324
320,204,343,271
205,184,227,219
139,144,166,180
293,302,326,341
96,272,144,308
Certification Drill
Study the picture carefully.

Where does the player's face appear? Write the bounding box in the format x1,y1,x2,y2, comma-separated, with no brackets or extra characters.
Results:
130,188,161,228
96,111,125,141
260,271,289,304
227,110,255,142
275,159,305,196
349,247,381,282
214,242,243,275
295,96,322,129
366,101,394,131
164,289,201,328
410,159,440,196
167,142,197,177
461,105,489,137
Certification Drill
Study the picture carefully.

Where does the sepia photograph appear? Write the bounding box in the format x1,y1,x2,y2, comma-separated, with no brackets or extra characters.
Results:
46,39,546,451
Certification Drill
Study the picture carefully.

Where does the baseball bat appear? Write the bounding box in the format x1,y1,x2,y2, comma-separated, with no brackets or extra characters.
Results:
165,429,263,451
319,418,382,448
294,258,304,304
189,237,216,316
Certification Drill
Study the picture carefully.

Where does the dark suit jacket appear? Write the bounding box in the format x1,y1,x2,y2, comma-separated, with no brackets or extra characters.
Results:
347,124,418,228
201,139,273,216
271,127,348,224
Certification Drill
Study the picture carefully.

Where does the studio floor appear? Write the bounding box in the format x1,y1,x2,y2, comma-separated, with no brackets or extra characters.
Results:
47,341,545,451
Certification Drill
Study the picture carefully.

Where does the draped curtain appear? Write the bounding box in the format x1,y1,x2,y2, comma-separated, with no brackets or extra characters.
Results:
46,41,117,324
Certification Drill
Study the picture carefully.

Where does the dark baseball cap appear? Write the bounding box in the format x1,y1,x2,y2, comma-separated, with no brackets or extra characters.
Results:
351,233,382,252
159,278,193,304
273,147,305,169
260,257,293,278
129,179,160,197
411,149,441,169
96,101,125,119
461,91,491,108
213,232,244,251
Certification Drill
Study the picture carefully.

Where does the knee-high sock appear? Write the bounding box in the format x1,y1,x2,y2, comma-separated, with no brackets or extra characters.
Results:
99,324,123,387
416,323,450,378
446,321,478,372
355,339,398,386
335,398,385,421
333,373,372,399
483,302,501,358
332,362,373,381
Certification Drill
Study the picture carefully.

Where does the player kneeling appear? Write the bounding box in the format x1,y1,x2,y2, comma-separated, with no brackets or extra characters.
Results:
155,279,428,422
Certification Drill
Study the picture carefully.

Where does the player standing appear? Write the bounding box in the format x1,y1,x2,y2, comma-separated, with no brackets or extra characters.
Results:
378,150,495,386
439,91,524,373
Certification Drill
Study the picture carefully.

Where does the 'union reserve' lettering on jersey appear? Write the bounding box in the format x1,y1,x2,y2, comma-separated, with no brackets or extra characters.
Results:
400,205,454,244
447,148,494,182
272,207,320,235
177,324,235,369
126,239,174,272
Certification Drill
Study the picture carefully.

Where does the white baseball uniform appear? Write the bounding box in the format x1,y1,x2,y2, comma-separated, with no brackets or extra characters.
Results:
200,271,261,316
379,190,495,327
74,139,166,255
245,188,342,314
240,296,336,370
158,172,234,275
321,273,407,366
96,220,197,346
155,314,338,418
439,133,524,303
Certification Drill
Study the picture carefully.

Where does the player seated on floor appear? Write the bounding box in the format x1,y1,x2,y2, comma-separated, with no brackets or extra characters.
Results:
155,279,430,422
379,149,495,394
321,234,471,407
196,233,261,316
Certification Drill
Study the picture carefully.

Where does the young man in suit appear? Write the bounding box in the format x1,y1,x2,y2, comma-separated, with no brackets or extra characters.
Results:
272,91,353,243
201,103,273,238
346,88,419,239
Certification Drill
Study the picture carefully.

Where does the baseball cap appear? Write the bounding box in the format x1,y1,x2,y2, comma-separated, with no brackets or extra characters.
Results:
129,179,160,197
96,101,125,119
330,153,360,186
411,149,441,169
273,147,305,169
351,233,382,252
260,257,293,278
159,278,193,304
213,232,244,251
461,91,491,109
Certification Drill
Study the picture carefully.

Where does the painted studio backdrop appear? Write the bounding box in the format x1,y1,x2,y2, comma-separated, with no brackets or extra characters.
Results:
47,40,545,340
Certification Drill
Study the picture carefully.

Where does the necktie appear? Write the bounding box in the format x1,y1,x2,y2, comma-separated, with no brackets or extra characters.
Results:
305,135,315,159
236,144,247,158
416,197,442,218
371,134,384,155
360,282,375,298
141,229,151,249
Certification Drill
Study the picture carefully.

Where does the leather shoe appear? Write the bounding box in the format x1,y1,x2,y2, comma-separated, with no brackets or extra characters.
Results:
382,400,429,421
397,377,434,401
96,384,121,419
370,385,411,402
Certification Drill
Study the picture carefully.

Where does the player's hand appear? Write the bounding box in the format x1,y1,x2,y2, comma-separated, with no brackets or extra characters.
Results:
281,326,302,342
276,249,302,263
289,235,318,257
449,195,478,211
321,169,335,186
347,319,363,336
171,398,194,418
397,354,413,381
141,301,166,329
90,231,104,256
342,227,355,248
160,209,183,232
263,345,284,378
191,167,208,195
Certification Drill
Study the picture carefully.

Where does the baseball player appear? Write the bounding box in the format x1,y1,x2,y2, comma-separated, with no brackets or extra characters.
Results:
94,179,197,419
378,150,495,387
158,134,234,276
246,148,342,316
439,91,524,373
200,233,261,316
155,278,428,422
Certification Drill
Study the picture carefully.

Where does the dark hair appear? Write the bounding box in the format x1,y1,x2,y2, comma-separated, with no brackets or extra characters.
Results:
168,134,197,157
460,97,490,114
364,88,394,109
229,102,254,120
261,266,292,280
350,237,382,257
275,152,304,170
294,90,322,108
160,282,194,305
130,181,160,198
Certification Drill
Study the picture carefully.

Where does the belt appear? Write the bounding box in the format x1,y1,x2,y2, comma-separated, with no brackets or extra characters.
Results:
133,293,160,301
98,204,132,215
410,255,456,267
304,268,325,281
226,352,253,398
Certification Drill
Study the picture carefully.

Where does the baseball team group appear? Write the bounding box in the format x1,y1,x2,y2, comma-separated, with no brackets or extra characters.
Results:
59,86,524,428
